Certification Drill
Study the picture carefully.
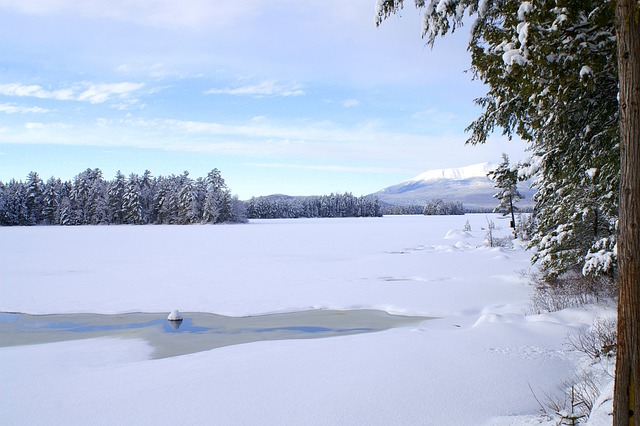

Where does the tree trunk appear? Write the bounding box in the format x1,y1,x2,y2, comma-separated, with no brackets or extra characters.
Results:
614,1,640,425
509,192,516,236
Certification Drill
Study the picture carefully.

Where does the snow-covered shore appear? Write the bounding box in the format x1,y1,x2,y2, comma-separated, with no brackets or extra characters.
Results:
0,215,614,425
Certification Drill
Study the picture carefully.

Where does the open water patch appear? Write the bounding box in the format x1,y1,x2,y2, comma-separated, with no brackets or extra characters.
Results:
0,310,428,359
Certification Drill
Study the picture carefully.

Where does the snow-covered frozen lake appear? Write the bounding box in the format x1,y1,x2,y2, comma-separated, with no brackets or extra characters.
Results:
0,215,613,425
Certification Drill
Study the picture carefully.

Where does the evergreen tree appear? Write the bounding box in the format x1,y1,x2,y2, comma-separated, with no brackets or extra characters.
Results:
202,169,227,223
25,171,43,225
487,153,522,234
108,171,126,225
138,170,154,224
123,174,143,225
176,172,197,224
152,176,172,224
70,168,106,225
42,177,64,225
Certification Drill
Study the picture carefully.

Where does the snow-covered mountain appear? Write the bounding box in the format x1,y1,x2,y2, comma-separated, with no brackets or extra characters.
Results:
371,162,535,211
407,162,496,182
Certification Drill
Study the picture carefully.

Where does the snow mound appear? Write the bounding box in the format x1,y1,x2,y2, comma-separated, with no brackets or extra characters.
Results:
167,309,183,321
444,229,473,240
454,240,472,250
473,313,524,327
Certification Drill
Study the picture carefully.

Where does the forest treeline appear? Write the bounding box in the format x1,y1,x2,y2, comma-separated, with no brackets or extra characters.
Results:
0,168,246,226
382,199,465,216
0,169,387,226
245,194,382,219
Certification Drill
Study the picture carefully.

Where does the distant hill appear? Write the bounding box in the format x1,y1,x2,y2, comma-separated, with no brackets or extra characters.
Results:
370,163,535,211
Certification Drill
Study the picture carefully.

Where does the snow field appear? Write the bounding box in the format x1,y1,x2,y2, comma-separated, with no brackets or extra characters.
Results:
0,215,613,425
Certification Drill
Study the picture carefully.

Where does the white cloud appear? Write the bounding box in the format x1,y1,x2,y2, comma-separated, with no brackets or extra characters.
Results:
342,98,359,108
0,0,262,30
24,122,71,130
76,82,144,104
0,103,49,114
0,82,145,105
0,84,74,101
206,80,305,98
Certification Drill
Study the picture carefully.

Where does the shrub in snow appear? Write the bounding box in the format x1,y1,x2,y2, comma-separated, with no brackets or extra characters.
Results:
527,270,617,314
567,318,617,361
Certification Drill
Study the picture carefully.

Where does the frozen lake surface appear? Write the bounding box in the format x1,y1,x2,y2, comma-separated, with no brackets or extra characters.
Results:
0,215,615,425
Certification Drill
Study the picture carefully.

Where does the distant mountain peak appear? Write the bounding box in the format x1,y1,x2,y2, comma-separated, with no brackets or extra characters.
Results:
405,162,496,183
371,161,534,210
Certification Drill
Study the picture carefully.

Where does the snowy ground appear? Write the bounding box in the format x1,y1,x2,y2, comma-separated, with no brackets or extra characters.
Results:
0,215,614,425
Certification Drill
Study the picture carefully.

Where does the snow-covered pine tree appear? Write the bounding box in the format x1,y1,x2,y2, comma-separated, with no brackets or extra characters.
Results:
177,171,197,224
108,171,126,225
151,176,172,224
202,169,227,223
25,171,43,225
42,177,63,225
138,170,154,224
71,168,107,225
123,173,143,225
487,153,522,234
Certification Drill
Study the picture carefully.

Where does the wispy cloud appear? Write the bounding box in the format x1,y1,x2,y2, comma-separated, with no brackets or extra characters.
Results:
0,0,262,30
250,162,409,174
206,80,305,98
24,122,72,130
342,98,359,108
0,82,145,104
0,103,50,114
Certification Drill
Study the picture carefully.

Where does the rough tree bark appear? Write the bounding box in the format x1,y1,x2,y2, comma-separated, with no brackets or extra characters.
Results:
613,0,640,425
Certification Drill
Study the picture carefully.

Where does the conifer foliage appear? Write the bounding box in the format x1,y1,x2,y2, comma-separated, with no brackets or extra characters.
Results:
0,168,247,226
487,153,522,233
376,0,619,277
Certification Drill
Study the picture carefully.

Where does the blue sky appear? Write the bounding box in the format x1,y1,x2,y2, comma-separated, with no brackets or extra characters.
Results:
0,0,526,198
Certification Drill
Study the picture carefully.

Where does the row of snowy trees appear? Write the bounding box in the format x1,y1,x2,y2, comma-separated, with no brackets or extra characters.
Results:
422,199,465,216
245,193,382,219
0,168,247,226
382,204,424,215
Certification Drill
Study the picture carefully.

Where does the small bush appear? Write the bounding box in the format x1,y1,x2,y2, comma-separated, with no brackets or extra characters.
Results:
531,371,606,425
527,270,617,314
567,318,617,360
